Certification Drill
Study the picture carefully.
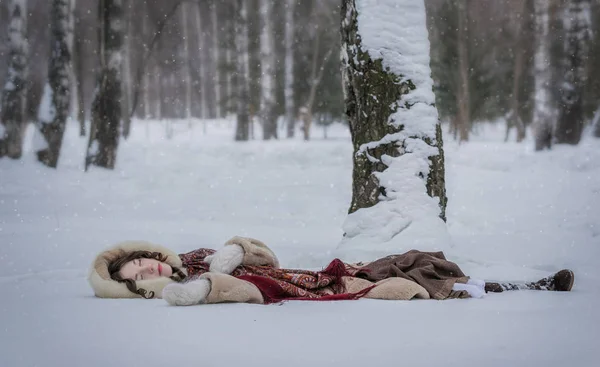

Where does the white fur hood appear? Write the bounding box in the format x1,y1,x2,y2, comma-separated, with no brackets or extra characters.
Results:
87,240,184,299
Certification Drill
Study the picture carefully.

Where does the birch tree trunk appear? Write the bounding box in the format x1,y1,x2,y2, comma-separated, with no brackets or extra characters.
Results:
194,2,208,123
456,0,470,143
181,1,192,126
211,0,221,119
0,0,28,159
339,0,448,254
85,0,123,170
284,0,295,138
533,0,554,151
121,0,133,138
555,0,591,145
234,0,250,141
36,0,72,168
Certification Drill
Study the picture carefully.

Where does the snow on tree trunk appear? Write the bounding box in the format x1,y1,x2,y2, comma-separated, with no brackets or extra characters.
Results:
337,0,449,259
259,0,277,140
194,2,208,123
211,0,221,119
533,0,554,151
35,0,72,168
85,0,123,171
284,0,295,138
121,0,133,139
0,0,28,159
234,0,250,141
181,1,192,126
555,0,591,146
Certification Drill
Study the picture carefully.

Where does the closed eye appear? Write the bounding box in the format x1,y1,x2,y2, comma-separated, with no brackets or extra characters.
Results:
138,259,143,280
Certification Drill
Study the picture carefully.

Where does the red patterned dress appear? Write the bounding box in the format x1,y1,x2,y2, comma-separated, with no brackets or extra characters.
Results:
178,248,372,303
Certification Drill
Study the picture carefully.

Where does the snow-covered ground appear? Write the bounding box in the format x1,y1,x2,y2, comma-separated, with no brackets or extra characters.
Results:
1,118,599,367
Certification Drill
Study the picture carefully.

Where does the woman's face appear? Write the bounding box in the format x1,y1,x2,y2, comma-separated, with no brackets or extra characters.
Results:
119,257,173,281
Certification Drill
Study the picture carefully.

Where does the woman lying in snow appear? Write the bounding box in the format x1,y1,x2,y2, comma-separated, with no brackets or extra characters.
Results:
88,236,575,306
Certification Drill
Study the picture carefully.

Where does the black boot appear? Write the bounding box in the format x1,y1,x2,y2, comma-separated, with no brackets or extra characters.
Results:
527,269,575,291
484,269,575,293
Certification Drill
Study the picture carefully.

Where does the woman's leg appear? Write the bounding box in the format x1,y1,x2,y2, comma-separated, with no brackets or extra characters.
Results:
484,269,574,293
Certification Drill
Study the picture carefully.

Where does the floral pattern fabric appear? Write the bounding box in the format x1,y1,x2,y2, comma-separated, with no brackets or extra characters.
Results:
178,248,345,299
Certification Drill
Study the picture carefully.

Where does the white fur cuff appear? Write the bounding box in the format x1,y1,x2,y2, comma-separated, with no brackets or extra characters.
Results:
206,244,244,274
163,278,211,306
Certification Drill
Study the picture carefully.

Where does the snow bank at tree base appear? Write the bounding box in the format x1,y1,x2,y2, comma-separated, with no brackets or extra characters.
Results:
0,119,599,367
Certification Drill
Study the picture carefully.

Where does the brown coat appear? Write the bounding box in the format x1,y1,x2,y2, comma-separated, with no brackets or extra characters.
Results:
352,250,471,300
199,237,430,304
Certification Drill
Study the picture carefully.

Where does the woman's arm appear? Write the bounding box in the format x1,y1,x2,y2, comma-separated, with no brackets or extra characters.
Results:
162,273,264,306
205,236,280,274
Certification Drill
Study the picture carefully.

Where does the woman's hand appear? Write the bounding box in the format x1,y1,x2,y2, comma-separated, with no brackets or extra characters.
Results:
204,244,244,274
162,278,211,306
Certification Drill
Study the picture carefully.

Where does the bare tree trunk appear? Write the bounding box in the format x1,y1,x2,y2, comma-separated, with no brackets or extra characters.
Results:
260,0,277,140
0,0,28,159
181,1,192,127
67,0,76,120
128,1,184,120
592,105,600,138
456,0,470,143
142,69,150,119
340,0,447,252
224,1,235,116
36,0,73,168
533,0,554,151
300,33,333,141
555,0,591,145
234,0,250,141
154,63,161,119
284,0,295,138
121,0,133,138
450,115,458,141
225,29,233,115
85,0,124,171
194,2,208,125
142,5,150,120
211,0,222,119
225,47,233,116
510,0,527,143
73,21,86,137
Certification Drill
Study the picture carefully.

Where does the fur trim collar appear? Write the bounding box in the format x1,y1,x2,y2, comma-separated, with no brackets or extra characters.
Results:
88,240,184,299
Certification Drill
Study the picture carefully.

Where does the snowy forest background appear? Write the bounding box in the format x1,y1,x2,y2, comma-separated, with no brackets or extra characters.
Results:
0,0,599,161
1,1,599,366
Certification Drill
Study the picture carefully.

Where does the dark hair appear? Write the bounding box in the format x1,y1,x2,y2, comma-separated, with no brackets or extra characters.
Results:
108,250,187,299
